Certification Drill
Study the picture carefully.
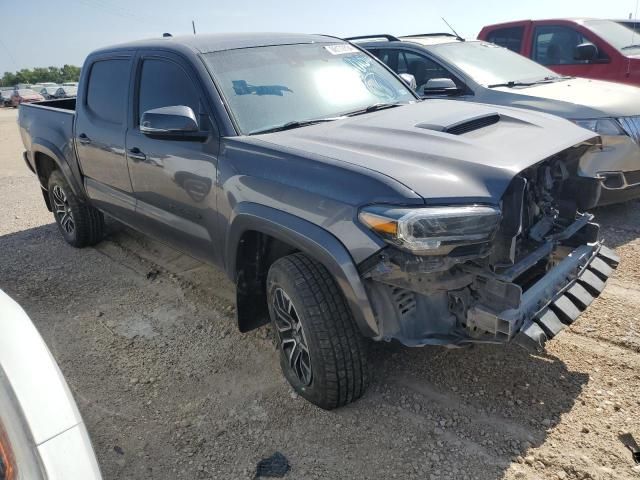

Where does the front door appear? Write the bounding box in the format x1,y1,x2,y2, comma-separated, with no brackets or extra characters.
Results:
125,52,220,264
531,25,613,81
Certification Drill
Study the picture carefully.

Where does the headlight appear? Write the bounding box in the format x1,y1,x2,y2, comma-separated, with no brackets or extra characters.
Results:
359,205,501,255
571,118,625,136
0,369,45,480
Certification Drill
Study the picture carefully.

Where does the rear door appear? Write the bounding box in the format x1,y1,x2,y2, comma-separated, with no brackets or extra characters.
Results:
125,51,220,263
75,53,136,221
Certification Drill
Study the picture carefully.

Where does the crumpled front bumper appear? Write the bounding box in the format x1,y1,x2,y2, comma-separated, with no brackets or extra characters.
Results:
510,244,619,351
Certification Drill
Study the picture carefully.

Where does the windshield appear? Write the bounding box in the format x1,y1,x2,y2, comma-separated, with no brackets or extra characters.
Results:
584,19,640,54
204,43,416,135
429,41,559,86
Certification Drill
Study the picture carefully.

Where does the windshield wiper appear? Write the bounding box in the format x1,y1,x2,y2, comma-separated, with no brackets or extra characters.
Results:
487,77,560,89
344,102,404,117
249,117,342,135
622,44,640,50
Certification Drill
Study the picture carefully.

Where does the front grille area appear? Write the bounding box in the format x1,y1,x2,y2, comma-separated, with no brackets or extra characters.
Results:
625,169,640,186
617,116,640,144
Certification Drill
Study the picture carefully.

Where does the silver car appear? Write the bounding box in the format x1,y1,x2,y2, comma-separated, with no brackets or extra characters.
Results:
353,33,640,205
0,289,102,479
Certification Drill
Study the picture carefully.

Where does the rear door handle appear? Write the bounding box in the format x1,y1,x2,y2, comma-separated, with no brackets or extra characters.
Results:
128,147,146,162
78,133,91,144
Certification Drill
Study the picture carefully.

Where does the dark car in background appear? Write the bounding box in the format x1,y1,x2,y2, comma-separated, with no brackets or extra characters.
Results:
478,18,640,86
54,86,77,99
40,86,60,99
11,89,44,107
0,88,13,107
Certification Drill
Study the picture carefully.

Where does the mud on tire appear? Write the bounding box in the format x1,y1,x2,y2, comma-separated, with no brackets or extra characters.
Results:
47,170,104,248
267,253,369,409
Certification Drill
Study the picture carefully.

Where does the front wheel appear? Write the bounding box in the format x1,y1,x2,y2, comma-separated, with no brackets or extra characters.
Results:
267,253,369,409
48,170,104,247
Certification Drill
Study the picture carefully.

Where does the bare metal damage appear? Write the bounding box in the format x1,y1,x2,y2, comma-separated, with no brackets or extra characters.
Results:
361,146,619,351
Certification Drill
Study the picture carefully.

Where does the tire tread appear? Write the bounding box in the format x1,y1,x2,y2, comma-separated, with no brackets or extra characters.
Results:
271,253,369,409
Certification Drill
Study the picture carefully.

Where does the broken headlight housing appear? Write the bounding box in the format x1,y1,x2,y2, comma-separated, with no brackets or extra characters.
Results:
571,118,625,136
359,205,501,255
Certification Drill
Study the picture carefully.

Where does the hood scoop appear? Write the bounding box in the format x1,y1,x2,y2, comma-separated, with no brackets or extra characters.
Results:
416,113,501,135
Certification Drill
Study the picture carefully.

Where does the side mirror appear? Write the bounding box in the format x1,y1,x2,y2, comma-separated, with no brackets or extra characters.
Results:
398,73,417,90
574,42,598,62
424,78,459,94
140,105,199,135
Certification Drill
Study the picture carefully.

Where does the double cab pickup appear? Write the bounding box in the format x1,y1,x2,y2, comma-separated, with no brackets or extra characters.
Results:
19,33,618,408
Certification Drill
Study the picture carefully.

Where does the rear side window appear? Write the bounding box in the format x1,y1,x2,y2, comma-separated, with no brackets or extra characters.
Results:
486,27,524,52
137,59,200,123
86,59,129,124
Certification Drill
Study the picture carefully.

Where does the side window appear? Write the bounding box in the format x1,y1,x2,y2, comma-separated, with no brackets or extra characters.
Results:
86,59,129,124
137,59,200,124
396,50,458,92
486,27,524,52
533,26,604,65
368,48,390,64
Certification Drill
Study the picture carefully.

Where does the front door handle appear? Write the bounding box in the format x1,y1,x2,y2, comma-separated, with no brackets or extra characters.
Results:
128,147,146,162
78,133,91,144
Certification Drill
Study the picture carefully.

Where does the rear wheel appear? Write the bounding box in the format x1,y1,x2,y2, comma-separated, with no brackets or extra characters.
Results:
47,170,104,247
267,253,369,409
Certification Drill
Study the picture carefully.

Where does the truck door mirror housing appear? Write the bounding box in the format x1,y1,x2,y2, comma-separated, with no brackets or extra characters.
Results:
398,73,417,90
574,42,598,62
140,105,199,135
423,78,459,95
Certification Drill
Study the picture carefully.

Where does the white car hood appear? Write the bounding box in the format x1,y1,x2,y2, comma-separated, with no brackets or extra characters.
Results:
491,77,640,119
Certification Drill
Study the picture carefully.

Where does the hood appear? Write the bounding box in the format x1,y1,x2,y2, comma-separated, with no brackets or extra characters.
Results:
252,101,595,204
491,77,640,118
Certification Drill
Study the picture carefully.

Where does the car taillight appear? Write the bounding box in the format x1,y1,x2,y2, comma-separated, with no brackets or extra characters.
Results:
0,369,45,480
0,423,15,480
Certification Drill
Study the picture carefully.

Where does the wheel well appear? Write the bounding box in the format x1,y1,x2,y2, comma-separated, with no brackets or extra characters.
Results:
235,230,299,332
34,153,58,211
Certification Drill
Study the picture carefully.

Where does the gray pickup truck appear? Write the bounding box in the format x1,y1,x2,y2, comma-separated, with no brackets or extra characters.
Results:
19,33,618,409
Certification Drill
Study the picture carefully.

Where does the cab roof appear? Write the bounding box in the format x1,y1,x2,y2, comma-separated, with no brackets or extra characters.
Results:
482,18,606,29
90,32,339,56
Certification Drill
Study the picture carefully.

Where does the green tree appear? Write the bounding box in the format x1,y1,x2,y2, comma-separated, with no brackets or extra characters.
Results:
0,65,81,87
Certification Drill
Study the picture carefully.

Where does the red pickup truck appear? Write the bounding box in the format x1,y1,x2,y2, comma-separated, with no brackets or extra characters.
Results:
478,19,640,86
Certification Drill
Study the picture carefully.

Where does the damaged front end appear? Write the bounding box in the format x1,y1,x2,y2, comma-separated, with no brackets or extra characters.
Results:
359,141,619,351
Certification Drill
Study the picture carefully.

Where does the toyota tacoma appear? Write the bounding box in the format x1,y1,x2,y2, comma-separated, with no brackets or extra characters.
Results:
18,33,618,409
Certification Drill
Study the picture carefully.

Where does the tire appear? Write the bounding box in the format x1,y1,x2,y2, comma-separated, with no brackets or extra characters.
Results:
267,253,369,409
47,170,104,247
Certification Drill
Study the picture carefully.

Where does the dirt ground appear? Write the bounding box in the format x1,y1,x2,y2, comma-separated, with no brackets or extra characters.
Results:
2,107,640,480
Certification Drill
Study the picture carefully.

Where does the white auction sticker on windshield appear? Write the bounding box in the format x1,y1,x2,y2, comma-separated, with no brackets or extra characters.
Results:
324,44,359,55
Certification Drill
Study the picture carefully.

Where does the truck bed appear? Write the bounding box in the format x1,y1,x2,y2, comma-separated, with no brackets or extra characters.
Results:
18,98,81,195
32,98,76,111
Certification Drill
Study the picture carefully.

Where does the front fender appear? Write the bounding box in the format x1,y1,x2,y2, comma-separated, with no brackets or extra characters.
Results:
226,202,379,337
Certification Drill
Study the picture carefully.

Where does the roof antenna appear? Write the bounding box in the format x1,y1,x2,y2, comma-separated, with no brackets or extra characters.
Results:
162,32,172,38
628,0,639,77
441,17,465,41
192,20,197,35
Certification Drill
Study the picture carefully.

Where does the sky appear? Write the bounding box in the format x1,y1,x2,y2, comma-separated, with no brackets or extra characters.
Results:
1,0,638,74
